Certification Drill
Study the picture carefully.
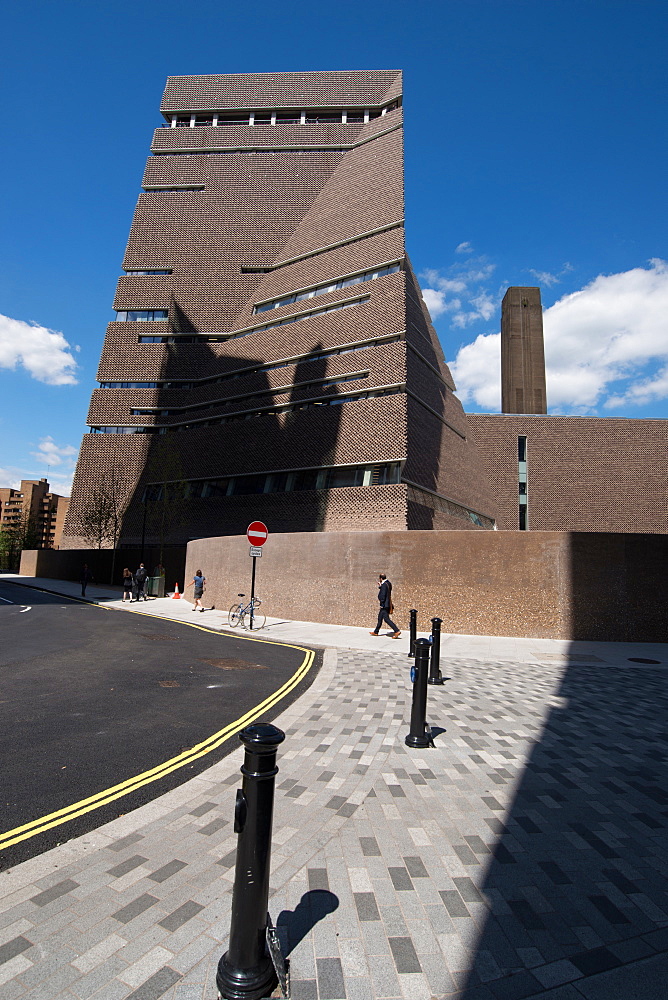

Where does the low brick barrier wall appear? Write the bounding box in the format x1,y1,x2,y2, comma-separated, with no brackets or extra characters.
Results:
186,530,667,642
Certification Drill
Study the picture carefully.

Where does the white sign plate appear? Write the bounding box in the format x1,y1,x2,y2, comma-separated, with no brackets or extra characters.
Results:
249,546,263,557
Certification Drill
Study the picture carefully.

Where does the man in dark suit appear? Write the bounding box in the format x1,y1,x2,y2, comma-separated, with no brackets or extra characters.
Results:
370,573,401,638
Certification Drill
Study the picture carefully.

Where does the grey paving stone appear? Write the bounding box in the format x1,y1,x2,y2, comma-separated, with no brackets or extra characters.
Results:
195,818,228,837
317,957,346,999
107,856,149,878
112,894,159,925
108,833,145,853
308,869,329,891
124,966,182,1000
402,858,428,879
216,850,237,869
29,880,80,908
387,869,413,892
148,862,188,884
158,902,205,933
0,935,32,965
188,802,217,817
440,891,470,918
387,937,421,974
291,979,318,1000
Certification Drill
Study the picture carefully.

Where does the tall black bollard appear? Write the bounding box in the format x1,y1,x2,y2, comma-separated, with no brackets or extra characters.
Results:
408,608,418,658
428,617,444,685
217,723,285,1000
405,638,431,748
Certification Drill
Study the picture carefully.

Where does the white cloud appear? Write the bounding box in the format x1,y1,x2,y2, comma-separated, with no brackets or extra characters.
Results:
0,438,78,495
0,467,22,490
448,259,668,413
529,262,574,287
420,257,498,328
455,241,474,255
0,313,78,385
30,436,78,468
449,332,502,409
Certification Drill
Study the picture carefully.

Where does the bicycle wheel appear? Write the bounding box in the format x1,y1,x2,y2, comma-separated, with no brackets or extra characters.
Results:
249,610,266,630
228,603,242,627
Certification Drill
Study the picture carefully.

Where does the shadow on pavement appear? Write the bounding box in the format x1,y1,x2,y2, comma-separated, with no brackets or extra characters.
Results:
276,890,339,955
460,651,668,998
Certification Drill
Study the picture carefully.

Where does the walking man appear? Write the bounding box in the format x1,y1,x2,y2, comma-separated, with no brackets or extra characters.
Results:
370,573,401,638
80,563,93,598
134,563,149,602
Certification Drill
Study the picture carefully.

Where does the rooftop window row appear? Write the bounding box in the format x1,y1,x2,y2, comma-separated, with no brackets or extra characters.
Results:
163,102,400,128
115,310,168,322
123,269,173,276
89,384,402,434
253,263,400,314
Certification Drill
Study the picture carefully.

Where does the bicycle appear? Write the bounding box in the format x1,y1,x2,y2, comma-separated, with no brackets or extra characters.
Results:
228,593,266,630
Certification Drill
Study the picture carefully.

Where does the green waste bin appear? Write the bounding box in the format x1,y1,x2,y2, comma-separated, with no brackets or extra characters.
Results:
148,575,165,598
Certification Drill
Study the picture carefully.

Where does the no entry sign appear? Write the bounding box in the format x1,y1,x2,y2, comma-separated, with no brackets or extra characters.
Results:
247,521,269,546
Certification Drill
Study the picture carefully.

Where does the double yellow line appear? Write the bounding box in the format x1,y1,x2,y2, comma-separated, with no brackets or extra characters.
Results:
0,604,315,852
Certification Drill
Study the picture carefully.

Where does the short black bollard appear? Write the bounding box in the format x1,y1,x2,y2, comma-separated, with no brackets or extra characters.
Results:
408,608,418,658
217,723,285,1000
405,638,431,748
428,617,444,685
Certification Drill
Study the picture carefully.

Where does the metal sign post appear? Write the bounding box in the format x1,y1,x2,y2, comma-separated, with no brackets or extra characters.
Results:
246,522,268,631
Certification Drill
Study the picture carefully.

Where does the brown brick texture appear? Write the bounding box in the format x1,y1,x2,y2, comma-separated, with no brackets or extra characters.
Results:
468,413,668,532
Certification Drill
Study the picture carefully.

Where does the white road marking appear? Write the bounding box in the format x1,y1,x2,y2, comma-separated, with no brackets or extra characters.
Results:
19,606,32,613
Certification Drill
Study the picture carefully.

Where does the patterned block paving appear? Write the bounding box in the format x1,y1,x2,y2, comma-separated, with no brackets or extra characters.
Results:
1,648,667,999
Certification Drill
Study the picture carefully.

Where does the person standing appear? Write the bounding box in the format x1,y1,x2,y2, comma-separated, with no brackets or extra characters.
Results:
370,573,401,638
187,569,206,611
122,568,133,603
80,563,93,598
134,562,149,602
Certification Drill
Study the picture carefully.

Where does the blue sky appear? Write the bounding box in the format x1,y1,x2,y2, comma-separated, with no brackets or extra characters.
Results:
1,0,666,495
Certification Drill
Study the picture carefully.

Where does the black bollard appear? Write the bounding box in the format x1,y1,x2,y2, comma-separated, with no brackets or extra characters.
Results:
428,617,444,685
217,723,285,1000
408,608,418,658
405,638,431,748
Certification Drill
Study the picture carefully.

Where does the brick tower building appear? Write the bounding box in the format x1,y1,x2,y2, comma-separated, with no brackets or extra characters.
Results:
63,70,497,547
501,286,547,415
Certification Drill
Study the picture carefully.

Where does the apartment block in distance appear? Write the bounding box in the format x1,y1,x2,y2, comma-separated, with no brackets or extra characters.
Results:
0,478,69,549
63,70,497,547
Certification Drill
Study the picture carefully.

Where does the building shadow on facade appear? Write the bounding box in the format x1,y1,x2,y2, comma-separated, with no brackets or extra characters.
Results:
457,641,668,997
118,338,343,550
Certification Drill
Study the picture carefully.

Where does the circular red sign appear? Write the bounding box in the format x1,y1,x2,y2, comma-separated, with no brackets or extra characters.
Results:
247,521,269,546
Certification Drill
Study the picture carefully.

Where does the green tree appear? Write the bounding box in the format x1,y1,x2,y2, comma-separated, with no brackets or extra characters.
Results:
0,510,42,571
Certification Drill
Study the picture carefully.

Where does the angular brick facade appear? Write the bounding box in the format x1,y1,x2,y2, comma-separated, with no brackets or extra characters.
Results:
63,70,497,547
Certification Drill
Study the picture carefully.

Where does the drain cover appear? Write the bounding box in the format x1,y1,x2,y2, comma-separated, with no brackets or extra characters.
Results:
628,657,661,664
199,657,267,670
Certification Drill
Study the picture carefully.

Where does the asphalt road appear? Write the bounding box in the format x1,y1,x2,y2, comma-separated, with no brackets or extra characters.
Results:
0,580,319,869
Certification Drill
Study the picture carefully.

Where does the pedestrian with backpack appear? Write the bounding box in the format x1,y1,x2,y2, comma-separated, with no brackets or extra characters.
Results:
134,563,149,602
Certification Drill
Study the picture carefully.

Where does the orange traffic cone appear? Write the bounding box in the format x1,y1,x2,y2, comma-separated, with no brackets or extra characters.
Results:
172,582,181,599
